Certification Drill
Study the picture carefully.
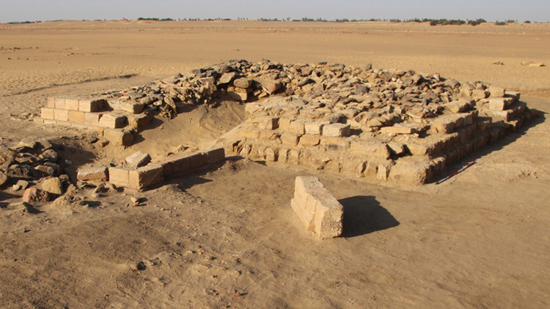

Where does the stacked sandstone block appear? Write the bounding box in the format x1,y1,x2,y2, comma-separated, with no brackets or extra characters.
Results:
291,176,344,239
38,96,152,147
231,90,534,185
77,147,225,191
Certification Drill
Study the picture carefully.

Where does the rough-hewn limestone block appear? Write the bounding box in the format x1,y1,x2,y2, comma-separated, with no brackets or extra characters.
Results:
281,132,301,146
204,147,225,164
350,142,390,158
119,101,145,114
54,97,66,110
289,120,306,135
41,108,55,120
322,123,351,137
380,124,419,135
77,166,109,182
103,129,134,147
304,122,324,135
54,109,69,121
125,151,151,169
68,110,86,123
108,167,130,188
128,114,152,131
321,137,350,150
98,114,127,129
128,164,164,190
299,134,320,147
389,158,430,185
291,176,344,239
65,98,80,111
79,98,108,112
84,113,102,125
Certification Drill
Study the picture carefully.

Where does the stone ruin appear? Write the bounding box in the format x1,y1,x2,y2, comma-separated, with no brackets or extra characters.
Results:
35,59,536,188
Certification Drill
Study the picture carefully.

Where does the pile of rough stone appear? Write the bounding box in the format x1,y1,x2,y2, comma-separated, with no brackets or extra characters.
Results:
0,140,75,204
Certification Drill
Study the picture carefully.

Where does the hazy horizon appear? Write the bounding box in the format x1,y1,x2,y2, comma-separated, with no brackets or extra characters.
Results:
1,0,549,23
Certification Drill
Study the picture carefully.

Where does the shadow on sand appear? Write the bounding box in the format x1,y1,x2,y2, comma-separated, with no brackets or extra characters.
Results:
339,195,399,238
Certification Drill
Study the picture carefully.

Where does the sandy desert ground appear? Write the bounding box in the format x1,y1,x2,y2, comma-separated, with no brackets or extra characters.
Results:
0,20,549,308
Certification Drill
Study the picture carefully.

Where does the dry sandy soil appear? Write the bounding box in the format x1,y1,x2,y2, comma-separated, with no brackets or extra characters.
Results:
0,20,549,308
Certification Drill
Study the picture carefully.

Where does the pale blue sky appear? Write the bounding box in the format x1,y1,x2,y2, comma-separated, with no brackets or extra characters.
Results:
1,0,548,23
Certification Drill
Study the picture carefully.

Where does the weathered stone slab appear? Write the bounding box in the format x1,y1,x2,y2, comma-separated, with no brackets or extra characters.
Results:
322,123,350,137
119,101,145,114
108,167,130,188
65,98,80,111
98,114,127,129
77,166,109,182
125,151,151,169
79,98,108,112
41,108,55,120
204,147,225,164
128,164,164,190
54,109,69,121
84,113,102,125
68,110,86,123
103,129,134,147
291,176,343,239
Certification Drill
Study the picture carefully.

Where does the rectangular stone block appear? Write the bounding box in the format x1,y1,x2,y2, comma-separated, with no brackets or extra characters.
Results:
299,134,320,147
41,108,55,120
46,97,56,108
304,122,324,135
79,98,107,112
128,114,152,131
288,120,306,135
103,129,134,147
65,98,80,111
291,176,343,239
108,167,130,188
322,123,350,137
54,97,66,110
204,147,225,164
350,141,390,158
128,164,164,190
125,151,151,169
281,132,301,146
119,101,145,114
77,166,108,182
189,152,208,169
380,124,419,135
259,131,280,141
68,110,86,123
54,109,69,121
165,152,192,176
98,114,127,128
84,112,103,125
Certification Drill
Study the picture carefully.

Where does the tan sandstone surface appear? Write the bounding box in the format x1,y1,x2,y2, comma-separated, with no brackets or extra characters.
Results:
0,20,549,308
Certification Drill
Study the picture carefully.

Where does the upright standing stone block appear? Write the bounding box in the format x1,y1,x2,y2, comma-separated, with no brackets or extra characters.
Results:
41,108,55,120
65,98,80,111
291,176,344,239
204,147,225,164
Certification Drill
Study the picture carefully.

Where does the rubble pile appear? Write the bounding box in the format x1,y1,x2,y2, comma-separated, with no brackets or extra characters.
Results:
0,140,75,203
37,59,536,184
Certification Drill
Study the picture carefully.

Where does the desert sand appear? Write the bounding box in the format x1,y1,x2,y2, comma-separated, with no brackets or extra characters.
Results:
0,20,549,308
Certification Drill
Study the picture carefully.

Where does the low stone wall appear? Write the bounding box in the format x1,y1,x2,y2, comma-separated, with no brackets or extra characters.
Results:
77,147,225,191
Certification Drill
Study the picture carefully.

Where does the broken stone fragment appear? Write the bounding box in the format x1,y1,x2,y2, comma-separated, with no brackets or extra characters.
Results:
41,177,64,195
22,187,50,203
